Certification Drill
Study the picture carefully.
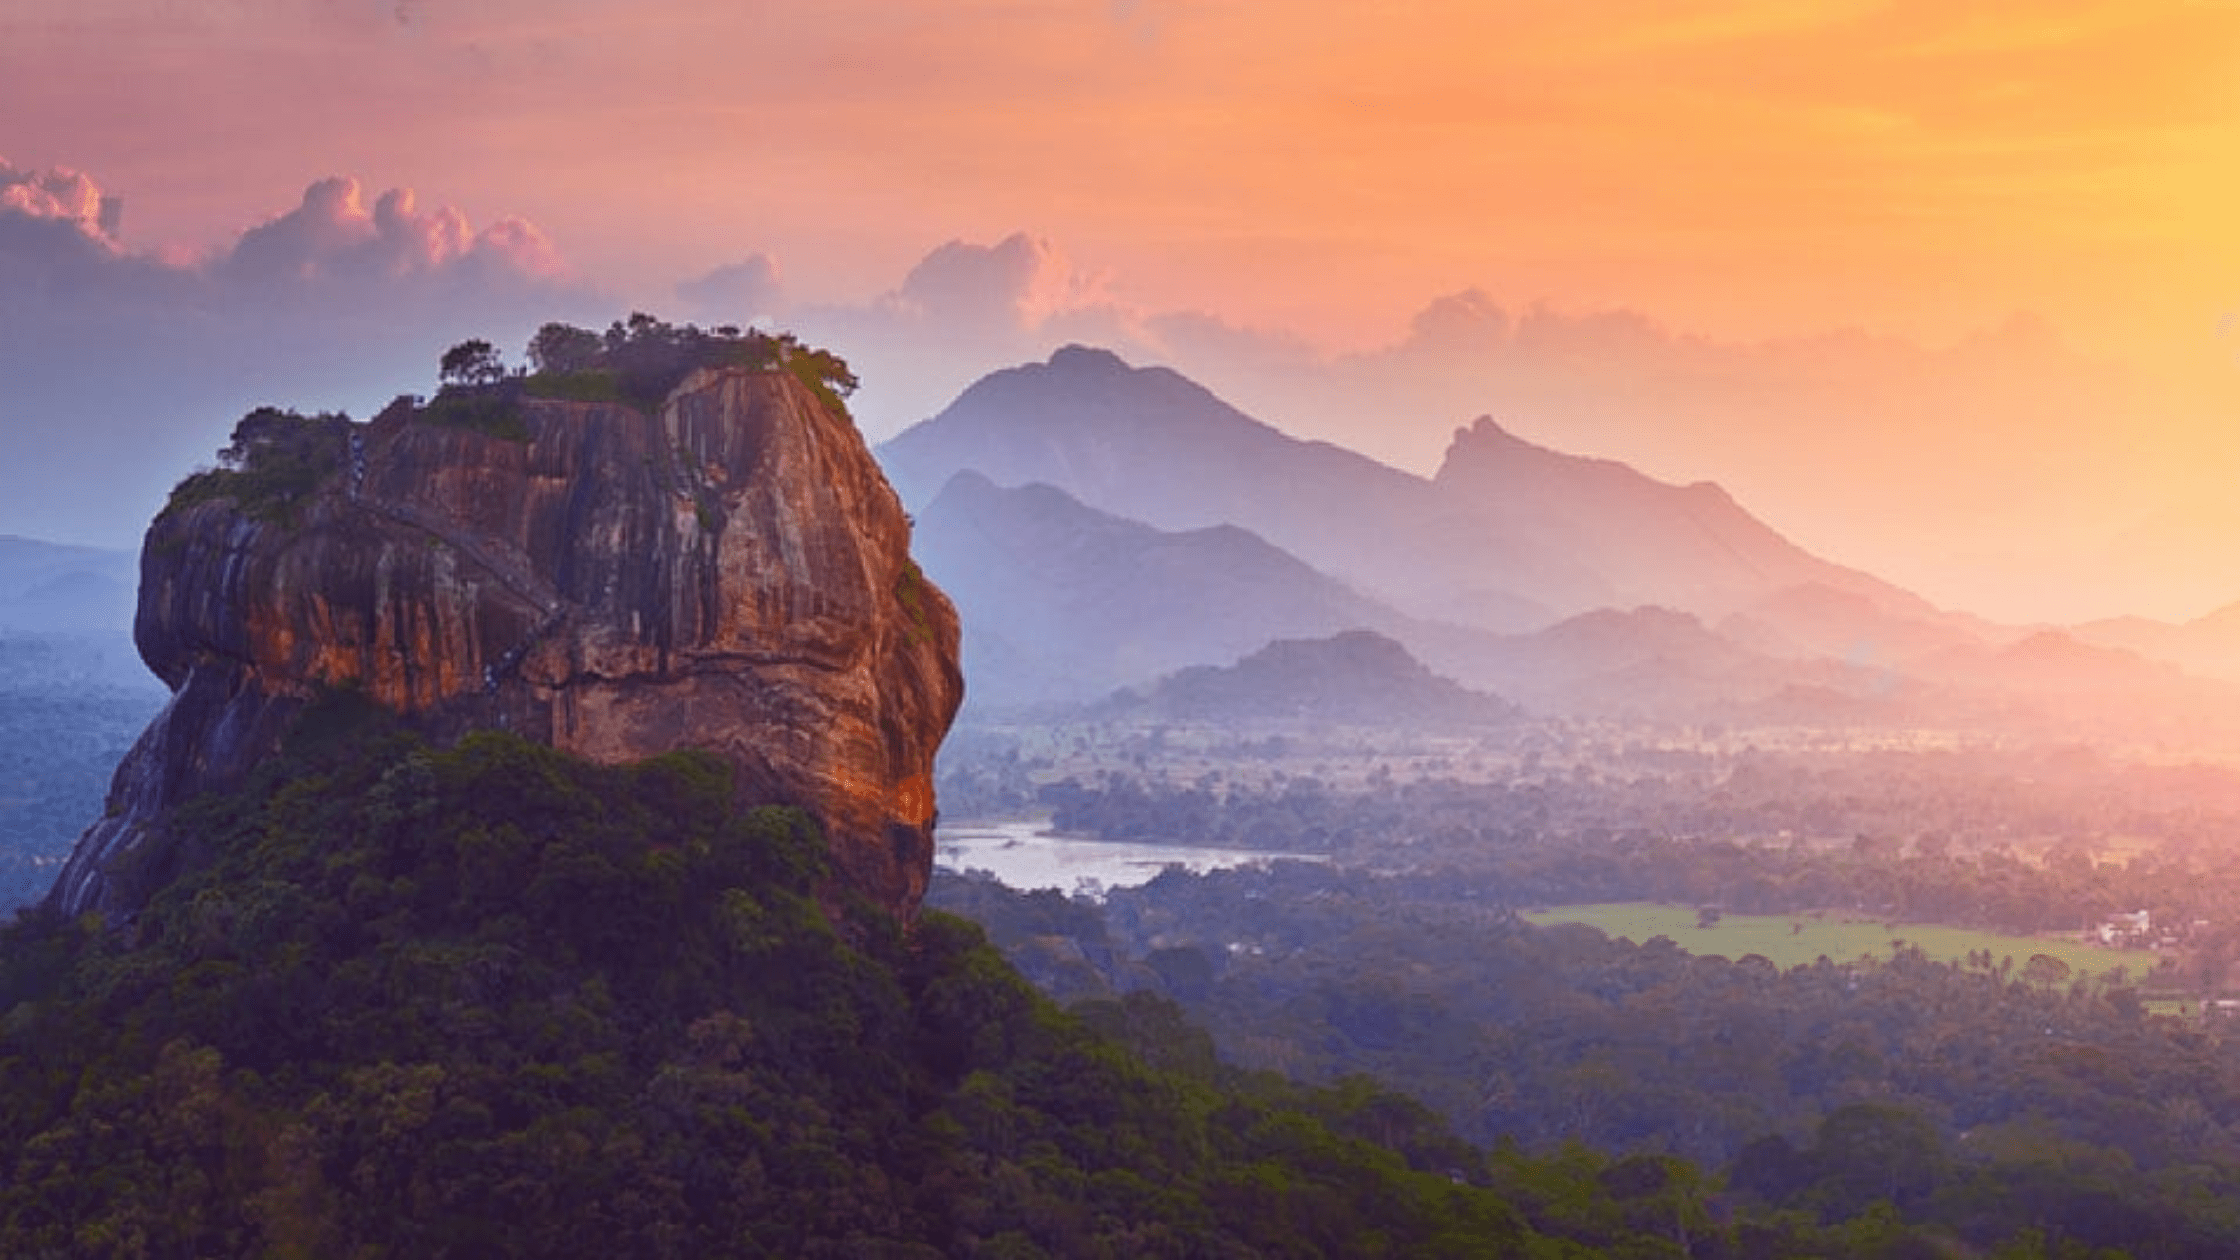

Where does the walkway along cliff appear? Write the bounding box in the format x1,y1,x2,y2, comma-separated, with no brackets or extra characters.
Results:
48,355,964,922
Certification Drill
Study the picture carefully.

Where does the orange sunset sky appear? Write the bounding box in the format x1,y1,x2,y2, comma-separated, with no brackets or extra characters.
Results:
5,0,2240,623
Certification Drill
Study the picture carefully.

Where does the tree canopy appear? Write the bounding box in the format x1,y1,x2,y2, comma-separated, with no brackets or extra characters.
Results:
161,406,350,524
0,703,1729,1257
520,314,859,417
437,338,506,388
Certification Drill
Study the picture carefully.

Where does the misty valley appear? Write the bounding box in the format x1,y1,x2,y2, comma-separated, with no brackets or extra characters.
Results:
14,325,2240,1254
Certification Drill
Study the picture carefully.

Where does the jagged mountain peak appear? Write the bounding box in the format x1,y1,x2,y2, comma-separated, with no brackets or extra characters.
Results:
1435,413,1728,504
885,347,1950,639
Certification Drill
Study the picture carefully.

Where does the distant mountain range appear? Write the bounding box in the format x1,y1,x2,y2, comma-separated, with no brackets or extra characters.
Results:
881,346,1943,633
0,535,138,636
0,536,151,693
884,346,2240,736
907,474,1904,721
2072,603,2240,685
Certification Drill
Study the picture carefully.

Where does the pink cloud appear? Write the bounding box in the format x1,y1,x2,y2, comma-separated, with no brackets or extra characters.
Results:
224,176,563,285
0,159,108,234
676,254,786,325
0,161,598,550
883,233,1113,334
713,232,1146,435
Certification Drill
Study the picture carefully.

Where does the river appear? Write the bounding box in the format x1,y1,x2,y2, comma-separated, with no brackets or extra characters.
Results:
935,818,1326,896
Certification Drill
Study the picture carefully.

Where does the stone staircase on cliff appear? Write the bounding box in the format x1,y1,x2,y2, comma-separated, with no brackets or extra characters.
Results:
348,430,569,692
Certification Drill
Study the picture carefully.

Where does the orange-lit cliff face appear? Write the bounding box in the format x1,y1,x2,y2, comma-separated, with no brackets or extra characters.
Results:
54,367,963,921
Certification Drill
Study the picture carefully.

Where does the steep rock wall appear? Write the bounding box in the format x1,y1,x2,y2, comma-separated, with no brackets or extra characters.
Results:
52,367,962,920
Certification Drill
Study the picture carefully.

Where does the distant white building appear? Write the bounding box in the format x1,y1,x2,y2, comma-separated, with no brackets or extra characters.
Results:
2097,909,2151,945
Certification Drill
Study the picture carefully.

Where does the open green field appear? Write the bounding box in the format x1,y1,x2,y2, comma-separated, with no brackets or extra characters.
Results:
1521,902,2157,979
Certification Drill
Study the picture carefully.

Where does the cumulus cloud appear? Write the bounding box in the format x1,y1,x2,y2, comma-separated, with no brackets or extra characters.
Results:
1397,288,1511,357
222,177,563,285
0,160,599,551
676,253,786,326
0,161,104,230
882,233,1111,334
756,229,2152,619
767,239,2159,621
7,170,2181,622
0,161,575,312
1127,287,2158,621
0,158,136,293
457,214,565,281
673,235,1138,435
778,232,1146,435
0,159,108,228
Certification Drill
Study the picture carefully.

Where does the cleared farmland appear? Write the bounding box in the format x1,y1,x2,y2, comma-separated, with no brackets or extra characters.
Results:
1521,902,2157,979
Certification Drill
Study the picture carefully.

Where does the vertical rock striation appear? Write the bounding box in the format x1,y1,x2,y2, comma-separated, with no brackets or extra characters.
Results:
50,366,963,921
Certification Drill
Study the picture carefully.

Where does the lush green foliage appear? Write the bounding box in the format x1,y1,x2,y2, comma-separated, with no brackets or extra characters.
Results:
0,706,1770,1258
416,314,862,442
161,407,351,524
437,338,507,388
1009,749,2240,951
521,314,859,418
18,685,2222,1253
938,860,2240,1255
415,387,532,441
520,367,629,405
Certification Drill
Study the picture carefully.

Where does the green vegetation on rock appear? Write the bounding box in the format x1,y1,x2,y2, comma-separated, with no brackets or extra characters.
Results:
895,560,936,646
414,387,532,441
412,314,861,445
521,313,859,418
161,406,350,524
521,367,629,405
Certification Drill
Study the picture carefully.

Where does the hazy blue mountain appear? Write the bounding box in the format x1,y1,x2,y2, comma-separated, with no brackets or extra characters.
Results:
1112,629,1518,727
0,537,165,913
1427,417,1942,624
0,536,138,636
881,349,2235,738
904,466,1939,722
879,346,1549,630
0,534,147,692
904,473,2015,728
912,471,1424,709
879,346,1948,635
1411,603,1960,724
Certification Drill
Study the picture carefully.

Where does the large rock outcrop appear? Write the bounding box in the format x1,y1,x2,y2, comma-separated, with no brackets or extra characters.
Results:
50,365,962,921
